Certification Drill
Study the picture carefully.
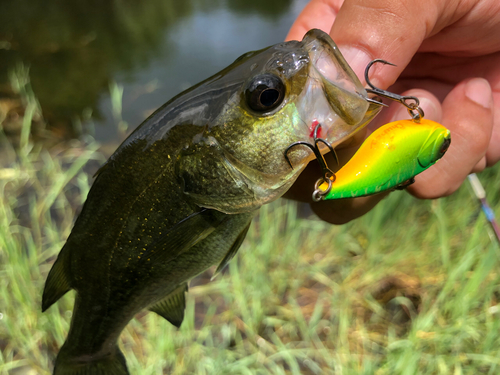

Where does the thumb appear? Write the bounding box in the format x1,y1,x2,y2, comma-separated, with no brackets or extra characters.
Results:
330,0,442,87
407,78,494,198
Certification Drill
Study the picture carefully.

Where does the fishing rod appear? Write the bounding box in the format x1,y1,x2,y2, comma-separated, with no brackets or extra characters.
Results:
468,173,500,244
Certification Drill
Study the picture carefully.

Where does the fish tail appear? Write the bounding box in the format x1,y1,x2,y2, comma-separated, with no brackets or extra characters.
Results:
53,344,129,375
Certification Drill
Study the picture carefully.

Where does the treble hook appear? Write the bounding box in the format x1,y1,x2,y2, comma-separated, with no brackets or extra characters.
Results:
364,59,424,121
284,122,337,201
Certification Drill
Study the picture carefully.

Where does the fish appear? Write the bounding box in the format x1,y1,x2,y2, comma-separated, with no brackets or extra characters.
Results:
41,29,383,375
317,118,451,200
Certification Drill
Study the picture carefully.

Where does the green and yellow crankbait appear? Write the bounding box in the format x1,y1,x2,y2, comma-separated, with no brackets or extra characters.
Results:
317,118,451,200
283,59,451,202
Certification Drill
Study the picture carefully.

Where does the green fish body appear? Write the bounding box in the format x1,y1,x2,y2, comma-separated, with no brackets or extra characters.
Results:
42,29,381,375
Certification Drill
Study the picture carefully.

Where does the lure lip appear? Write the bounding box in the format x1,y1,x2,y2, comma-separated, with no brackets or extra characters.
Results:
440,136,451,154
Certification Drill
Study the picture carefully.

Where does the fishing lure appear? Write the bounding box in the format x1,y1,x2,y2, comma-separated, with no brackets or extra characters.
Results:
317,118,451,200
285,59,451,202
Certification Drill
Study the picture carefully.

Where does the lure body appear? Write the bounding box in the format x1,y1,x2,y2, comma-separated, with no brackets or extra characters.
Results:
321,118,451,199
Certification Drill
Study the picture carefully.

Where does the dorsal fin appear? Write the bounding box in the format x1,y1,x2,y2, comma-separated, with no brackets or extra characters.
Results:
42,249,71,312
149,283,188,328
213,222,251,276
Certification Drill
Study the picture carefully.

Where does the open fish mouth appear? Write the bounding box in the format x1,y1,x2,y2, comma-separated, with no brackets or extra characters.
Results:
296,29,379,148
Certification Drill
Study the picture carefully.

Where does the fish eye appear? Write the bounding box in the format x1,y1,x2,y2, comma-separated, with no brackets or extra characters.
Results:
245,74,285,113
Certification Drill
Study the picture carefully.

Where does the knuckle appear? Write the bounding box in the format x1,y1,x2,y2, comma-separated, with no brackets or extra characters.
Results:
409,180,461,199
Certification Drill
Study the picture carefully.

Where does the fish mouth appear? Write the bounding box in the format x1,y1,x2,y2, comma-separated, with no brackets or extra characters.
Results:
297,29,381,148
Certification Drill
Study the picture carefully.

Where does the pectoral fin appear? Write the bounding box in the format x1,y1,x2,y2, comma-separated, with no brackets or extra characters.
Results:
42,250,71,312
214,222,251,276
142,208,226,264
149,283,188,328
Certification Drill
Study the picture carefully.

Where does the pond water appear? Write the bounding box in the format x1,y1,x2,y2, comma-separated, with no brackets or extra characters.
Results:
0,0,309,144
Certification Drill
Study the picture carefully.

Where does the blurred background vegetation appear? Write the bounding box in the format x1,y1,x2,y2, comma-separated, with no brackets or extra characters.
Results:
1,1,500,374
0,0,299,142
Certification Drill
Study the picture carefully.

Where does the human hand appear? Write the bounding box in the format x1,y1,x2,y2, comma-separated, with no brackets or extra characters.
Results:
285,0,500,224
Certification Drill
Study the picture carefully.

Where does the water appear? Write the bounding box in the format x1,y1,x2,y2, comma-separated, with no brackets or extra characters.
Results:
0,0,309,144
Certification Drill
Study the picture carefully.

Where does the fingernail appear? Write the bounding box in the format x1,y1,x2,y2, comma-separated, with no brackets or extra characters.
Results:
337,46,372,83
465,78,492,109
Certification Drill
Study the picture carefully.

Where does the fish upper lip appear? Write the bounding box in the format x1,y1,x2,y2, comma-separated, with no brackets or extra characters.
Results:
301,29,365,95
303,31,369,127
301,29,343,58
294,29,372,146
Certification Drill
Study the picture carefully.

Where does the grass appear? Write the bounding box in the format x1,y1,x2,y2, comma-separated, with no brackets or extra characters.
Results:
1,72,500,375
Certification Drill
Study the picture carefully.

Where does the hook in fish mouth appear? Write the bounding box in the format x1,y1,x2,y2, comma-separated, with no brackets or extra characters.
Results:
284,122,337,201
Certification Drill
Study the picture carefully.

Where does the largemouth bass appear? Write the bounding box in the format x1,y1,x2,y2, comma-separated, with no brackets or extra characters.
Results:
42,29,381,375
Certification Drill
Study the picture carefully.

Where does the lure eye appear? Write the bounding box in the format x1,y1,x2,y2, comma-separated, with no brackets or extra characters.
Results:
245,74,285,113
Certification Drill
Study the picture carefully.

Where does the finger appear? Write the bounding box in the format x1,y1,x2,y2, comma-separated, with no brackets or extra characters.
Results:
285,0,342,41
310,193,389,225
408,78,494,198
329,0,446,85
485,91,500,166
368,88,443,132
420,2,500,55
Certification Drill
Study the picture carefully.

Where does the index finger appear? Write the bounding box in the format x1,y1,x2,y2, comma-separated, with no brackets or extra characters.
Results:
288,0,449,87
286,0,341,41
331,0,447,87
